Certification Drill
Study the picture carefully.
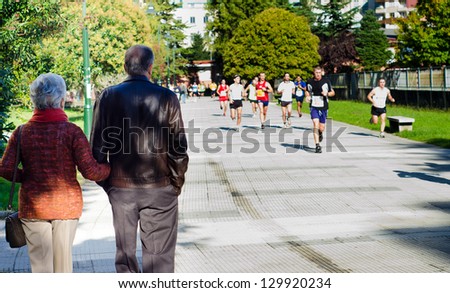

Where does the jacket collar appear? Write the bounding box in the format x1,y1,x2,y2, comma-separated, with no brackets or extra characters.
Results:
124,75,152,83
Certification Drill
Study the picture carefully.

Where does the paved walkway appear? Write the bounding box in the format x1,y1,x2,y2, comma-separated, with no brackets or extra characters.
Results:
1,97,450,273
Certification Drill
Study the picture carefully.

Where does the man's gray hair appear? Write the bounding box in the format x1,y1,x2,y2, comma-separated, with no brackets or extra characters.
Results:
124,45,154,76
30,73,67,110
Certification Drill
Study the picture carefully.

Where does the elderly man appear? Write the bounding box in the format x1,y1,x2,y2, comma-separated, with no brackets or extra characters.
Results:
90,45,189,273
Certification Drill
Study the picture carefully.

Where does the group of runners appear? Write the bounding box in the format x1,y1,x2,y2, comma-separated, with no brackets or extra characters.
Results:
216,72,274,130
211,67,395,153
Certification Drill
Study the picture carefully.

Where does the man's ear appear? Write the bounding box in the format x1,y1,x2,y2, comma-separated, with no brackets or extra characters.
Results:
147,64,153,77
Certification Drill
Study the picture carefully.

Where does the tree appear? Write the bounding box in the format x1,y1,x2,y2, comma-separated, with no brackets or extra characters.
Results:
396,0,450,67
26,0,159,95
0,0,63,151
313,0,358,38
312,0,359,73
206,0,289,58
150,0,188,82
319,31,358,73
290,0,316,26
183,34,211,61
355,10,392,71
222,8,320,81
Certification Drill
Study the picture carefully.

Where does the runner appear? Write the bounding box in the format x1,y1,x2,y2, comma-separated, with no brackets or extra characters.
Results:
228,74,245,131
198,81,206,97
305,66,335,153
367,78,395,138
277,73,296,128
217,79,229,116
191,81,199,99
209,81,217,99
256,72,273,129
294,75,307,117
244,76,259,118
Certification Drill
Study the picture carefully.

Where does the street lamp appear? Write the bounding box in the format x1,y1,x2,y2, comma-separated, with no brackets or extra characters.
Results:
82,0,92,138
172,44,176,87
165,32,171,88
147,2,163,84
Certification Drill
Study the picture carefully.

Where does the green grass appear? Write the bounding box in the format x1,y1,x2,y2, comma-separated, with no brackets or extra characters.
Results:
0,178,19,211
330,101,450,148
8,106,85,128
290,100,450,149
284,100,450,149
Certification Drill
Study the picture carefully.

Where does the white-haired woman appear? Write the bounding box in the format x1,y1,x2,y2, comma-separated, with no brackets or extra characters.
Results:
0,73,110,273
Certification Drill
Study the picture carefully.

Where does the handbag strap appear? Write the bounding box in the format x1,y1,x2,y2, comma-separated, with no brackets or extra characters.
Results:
7,125,23,211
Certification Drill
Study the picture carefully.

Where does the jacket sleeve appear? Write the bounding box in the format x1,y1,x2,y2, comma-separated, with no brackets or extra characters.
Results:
72,125,111,182
0,127,24,182
90,90,111,188
90,90,109,164
167,94,189,195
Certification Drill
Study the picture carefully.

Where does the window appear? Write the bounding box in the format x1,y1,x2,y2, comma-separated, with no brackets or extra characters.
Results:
203,16,208,23
190,17,195,24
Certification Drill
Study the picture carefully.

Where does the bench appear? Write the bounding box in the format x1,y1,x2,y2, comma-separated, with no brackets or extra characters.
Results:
387,116,415,132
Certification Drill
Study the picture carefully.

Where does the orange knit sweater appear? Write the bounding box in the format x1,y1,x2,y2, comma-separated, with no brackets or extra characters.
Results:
0,110,110,220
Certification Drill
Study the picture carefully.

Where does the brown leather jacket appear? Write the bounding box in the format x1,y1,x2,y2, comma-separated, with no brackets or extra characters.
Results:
90,75,189,194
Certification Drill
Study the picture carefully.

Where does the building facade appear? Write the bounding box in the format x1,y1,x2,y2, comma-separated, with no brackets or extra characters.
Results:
307,0,417,33
171,0,209,48
374,0,417,33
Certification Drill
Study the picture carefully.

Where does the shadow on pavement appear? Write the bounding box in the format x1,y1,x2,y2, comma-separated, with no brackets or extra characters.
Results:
349,131,378,137
281,143,316,153
394,170,450,185
386,226,450,259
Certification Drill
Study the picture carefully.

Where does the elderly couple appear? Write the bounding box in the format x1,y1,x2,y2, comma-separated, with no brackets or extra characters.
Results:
0,45,189,273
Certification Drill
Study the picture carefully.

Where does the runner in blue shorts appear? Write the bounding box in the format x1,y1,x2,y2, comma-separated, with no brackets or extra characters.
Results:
306,67,335,153
294,76,307,117
310,108,328,124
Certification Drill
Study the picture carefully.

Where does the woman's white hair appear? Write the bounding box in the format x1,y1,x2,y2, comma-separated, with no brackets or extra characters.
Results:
30,73,67,110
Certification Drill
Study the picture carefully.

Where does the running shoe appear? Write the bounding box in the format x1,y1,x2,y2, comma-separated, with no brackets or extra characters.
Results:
261,124,265,129
379,132,385,138
315,145,322,153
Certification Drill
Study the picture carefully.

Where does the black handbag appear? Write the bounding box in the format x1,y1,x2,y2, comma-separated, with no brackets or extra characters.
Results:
4,125,26,248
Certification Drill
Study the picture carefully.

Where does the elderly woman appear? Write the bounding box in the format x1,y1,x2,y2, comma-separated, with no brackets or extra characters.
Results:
0,73,110,273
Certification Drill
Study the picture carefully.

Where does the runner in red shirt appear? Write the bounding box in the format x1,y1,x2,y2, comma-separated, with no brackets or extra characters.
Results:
255,72,273,129
217,79,229,116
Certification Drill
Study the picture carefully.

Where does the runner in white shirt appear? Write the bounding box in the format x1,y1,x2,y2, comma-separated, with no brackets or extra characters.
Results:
244,76,259,118
367,78,395,138
277,73,296,128
229,75,245,130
